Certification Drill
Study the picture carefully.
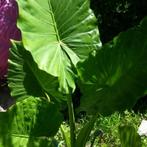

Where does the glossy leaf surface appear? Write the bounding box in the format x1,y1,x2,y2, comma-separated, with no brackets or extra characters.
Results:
17,0,101,94
78,17,147,115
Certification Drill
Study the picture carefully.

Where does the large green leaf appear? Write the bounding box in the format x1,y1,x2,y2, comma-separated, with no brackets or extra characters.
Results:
8,42,67,101
0,97,63,147
78,17,147,115
17,0,101,94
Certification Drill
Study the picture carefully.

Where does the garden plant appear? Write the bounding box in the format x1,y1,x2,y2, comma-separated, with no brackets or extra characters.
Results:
0,0,147,147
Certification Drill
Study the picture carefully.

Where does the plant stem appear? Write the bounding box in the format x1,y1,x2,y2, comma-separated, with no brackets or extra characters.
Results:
67,95,76,147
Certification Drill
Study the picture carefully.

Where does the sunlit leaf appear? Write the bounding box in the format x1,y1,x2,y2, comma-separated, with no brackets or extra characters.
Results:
8,42,66,101
17,0,101,94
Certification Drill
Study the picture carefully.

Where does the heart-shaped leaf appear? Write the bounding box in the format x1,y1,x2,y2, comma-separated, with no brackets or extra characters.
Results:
17,0,101,94
78,17,147,115
8,42,67,101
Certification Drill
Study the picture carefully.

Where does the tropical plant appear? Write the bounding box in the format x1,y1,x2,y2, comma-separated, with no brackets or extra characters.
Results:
77,16,147,115
0,0,147,147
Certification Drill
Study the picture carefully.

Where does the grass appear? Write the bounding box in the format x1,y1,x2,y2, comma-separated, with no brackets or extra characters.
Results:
57,110,147,146
92,111,142,146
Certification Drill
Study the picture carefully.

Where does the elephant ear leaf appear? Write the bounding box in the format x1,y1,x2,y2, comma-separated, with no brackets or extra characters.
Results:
78,17,147,115
0,97,63,147
8,42,66,101
17,0,101,94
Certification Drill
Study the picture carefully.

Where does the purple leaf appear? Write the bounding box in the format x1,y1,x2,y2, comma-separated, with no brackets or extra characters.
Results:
0,0,21,78
0,38,10,78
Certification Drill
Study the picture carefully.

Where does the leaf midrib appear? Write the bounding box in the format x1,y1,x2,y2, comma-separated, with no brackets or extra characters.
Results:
48,0,74,66
48,0,61,43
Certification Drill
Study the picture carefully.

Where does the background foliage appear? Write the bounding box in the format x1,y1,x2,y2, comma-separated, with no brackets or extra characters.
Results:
90,0,147,43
